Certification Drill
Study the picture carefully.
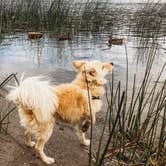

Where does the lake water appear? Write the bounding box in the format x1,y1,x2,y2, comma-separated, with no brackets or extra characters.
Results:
0,32,165,85
0,2,166,86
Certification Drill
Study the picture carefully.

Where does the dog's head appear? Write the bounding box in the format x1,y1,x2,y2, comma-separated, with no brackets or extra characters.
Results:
72,60,113,85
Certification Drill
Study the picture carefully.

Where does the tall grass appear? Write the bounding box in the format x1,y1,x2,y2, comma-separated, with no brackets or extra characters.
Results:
129,2,166,63
0,0,114,34
47,0,74,32
131,2,165,38
91,41,166,165
0,74,19,133
1,1,165,36
0,0,44,31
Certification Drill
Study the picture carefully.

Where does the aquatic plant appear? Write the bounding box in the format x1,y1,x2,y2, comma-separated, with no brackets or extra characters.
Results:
87,40,166,166
0,0,124,34
131,2,166,38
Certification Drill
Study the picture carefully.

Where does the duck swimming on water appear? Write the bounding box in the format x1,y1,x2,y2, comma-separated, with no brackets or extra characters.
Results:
108,35,123,46
58,32,72,41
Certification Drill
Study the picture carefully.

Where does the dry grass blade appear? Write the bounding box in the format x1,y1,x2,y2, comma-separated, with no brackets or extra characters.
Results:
0,73,19,133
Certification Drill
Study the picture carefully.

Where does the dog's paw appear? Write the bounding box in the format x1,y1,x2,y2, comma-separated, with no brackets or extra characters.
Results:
43,157,55,165
26,141,36,148
29,141,36,147
82,139,90,146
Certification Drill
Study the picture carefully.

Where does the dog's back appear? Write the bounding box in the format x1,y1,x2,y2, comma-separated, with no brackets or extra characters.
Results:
54,84,90,125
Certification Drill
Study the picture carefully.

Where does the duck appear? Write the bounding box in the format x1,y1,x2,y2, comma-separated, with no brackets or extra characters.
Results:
108,35,123,46
28,32,43,39
58,32,72,41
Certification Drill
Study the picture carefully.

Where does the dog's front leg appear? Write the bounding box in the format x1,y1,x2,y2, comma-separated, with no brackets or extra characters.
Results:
91,110,96,125
75,125,90,146
92,114,96,125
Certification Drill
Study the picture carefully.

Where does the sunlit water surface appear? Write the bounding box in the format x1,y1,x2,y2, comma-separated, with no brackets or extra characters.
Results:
0,32,165,86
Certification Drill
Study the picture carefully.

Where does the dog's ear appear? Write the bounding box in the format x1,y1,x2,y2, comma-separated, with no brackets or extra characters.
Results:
72,60,85,71
102,62,113,72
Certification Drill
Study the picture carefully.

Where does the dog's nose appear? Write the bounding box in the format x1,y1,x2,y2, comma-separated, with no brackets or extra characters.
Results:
110,62,114,66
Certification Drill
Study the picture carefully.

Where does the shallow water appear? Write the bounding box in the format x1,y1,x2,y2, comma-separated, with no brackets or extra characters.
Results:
0,2,166,85
0,31,165,85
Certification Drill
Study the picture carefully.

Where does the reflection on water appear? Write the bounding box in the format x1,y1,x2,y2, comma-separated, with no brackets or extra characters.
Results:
0,2,166,82
1,2,166,81
0,32,165,83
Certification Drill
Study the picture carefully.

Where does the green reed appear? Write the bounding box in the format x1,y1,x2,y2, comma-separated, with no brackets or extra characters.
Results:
93,42,166,166
131,2,165,39
0,0,113,34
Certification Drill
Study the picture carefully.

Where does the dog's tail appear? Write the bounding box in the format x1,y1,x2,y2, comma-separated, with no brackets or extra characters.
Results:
7,76,58,123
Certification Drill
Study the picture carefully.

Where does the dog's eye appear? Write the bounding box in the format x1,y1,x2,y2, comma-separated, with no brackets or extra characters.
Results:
88,69,96,77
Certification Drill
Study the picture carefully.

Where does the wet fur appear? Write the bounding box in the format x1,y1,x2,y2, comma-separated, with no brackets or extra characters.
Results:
7,60,113,164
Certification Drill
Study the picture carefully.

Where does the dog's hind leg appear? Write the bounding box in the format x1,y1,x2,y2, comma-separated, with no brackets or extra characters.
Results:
35,122,55,165
25,130,35,147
